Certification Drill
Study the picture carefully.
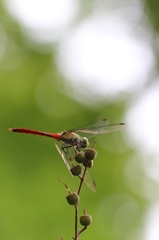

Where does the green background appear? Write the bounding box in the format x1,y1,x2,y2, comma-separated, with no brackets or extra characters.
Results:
0,1,159,239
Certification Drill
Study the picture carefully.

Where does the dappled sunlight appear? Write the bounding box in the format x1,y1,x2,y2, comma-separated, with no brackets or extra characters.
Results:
3,0,156,107
143,203,159,240
124,156,159,200
125,82,159,189
96,194,141,240
142,156,159,183
4,0,78,43
126,82,159,156
57,13,155,105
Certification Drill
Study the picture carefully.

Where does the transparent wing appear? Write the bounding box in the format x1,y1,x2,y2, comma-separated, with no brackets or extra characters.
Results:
81,167,96,192
55,142,73,174
55,142,96,192
69,118,109,134
70,118,126,135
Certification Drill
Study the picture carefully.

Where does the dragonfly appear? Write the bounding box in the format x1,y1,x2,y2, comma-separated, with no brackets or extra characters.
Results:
9,118,126,192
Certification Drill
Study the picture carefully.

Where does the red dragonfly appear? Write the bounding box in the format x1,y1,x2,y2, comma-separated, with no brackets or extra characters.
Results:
9,118,126,192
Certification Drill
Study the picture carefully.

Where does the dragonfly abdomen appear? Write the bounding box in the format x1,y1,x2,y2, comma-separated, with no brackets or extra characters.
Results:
9,128,60,139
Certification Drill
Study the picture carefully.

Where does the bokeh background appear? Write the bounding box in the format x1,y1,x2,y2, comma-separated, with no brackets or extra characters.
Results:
1,0,159,239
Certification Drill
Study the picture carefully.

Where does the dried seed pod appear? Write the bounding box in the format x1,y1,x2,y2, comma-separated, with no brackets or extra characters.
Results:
83,160,93,168
74,151,86,163
70,165,82,176
80,214,92,226
85,148,97,161
66,192,79,205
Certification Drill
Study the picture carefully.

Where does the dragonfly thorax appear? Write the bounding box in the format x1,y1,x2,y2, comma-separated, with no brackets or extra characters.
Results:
58,132,89,148
67,136,89,148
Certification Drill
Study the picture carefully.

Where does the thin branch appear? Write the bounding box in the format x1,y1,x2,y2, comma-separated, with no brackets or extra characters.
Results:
78,166,87,195
74,203,78,240
78,226,87,235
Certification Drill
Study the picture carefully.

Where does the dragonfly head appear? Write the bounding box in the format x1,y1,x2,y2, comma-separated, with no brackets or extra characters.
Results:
80,137,89,148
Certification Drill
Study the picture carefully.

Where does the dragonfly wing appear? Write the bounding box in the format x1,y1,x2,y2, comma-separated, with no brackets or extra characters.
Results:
80,166,96,192
55,142,96,192
94,122,127,134
68,118,109,134
55,142,73,175
76,121,126,134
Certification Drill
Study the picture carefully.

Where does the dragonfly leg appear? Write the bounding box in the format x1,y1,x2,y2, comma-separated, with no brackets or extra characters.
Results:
62,144,80,152
61,144,73,153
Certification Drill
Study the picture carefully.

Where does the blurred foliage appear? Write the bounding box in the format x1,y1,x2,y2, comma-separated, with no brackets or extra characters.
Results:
145,0,159,31
0,1,158,240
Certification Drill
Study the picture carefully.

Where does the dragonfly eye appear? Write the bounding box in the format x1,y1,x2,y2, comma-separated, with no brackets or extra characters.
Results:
81,137,89,148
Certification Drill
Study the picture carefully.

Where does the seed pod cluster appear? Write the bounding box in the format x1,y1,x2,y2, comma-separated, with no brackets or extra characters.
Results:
74,148,97,168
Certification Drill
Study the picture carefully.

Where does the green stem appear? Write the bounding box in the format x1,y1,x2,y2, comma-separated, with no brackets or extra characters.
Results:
74,203,78,240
